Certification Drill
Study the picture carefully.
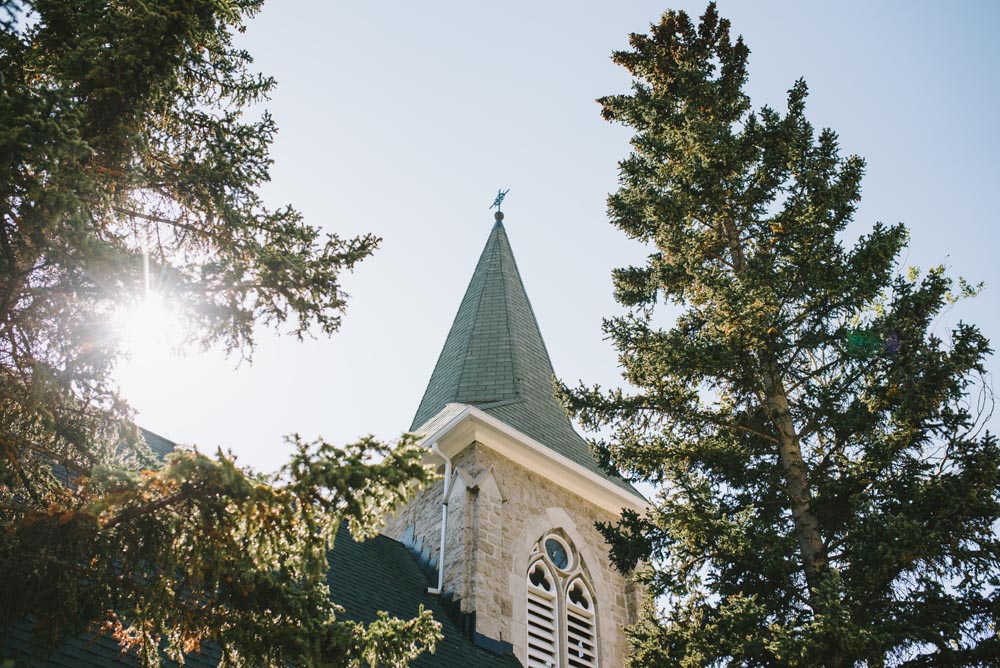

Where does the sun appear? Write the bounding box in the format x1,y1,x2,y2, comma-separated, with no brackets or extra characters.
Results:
113,291,183,382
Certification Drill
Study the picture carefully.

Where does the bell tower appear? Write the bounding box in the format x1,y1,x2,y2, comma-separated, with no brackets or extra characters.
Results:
384,210,646,667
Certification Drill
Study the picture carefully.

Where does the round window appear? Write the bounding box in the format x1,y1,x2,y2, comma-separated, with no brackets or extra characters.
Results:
544,537,569,570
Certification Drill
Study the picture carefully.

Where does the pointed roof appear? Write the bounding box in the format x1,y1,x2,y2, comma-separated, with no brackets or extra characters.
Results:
412,217,640,498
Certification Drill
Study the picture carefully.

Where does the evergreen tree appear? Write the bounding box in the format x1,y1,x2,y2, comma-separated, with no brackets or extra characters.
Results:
0,1,439,665
563,5,999,667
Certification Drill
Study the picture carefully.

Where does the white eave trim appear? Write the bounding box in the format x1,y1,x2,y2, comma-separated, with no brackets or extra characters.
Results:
417,404,649,515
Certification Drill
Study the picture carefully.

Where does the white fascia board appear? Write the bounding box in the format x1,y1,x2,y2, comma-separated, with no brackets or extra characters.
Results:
418,404,649,515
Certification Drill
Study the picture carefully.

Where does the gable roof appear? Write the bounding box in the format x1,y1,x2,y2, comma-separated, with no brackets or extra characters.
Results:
412,217,641,499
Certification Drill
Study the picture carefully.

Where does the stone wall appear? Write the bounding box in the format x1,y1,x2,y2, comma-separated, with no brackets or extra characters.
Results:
383,442,639,667
383,470,446,568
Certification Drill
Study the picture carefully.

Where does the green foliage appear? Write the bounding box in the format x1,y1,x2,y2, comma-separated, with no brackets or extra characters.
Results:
563,4,999,667
0,0,438,665
1,0,379,499
1,437,439,667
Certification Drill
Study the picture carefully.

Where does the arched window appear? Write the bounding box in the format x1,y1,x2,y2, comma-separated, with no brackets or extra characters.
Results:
525,533,598,668
565,578,597,668
527,561,558,667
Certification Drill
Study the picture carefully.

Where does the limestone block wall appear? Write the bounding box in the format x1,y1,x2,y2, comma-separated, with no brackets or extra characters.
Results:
382,449,477,606
383,471,447,567
383,442,639,667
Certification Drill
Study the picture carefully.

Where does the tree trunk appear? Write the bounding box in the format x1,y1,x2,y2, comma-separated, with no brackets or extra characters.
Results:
762,364,828,589
762,365,845,668
723,213,839,663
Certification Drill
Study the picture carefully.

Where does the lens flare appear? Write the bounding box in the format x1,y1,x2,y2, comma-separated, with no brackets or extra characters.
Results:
114,291,182,381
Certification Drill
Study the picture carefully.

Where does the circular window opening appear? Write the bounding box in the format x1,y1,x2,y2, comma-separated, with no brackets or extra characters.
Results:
544,536,570,570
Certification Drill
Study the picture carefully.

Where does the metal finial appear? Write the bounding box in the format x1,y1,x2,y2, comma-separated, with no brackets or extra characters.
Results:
489,188,510,213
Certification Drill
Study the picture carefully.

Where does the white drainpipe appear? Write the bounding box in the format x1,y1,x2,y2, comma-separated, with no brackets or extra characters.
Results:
426,442,452,595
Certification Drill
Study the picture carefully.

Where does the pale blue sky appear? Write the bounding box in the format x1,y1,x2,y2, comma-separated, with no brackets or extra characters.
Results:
116,1,1000,475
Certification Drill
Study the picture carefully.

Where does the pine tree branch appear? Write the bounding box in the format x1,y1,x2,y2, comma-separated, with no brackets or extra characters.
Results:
102,488,195,531
113,207,211,239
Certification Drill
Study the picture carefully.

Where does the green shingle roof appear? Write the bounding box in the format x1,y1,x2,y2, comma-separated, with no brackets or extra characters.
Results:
328,523,521,668
412,219,642,499
140,428,176,460
2,620,220,668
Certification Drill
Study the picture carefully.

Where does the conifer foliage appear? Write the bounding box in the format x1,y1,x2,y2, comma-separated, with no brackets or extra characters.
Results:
563,5,999,666
0,1,438,666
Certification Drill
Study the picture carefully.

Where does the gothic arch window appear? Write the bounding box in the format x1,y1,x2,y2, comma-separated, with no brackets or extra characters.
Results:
527,560,558,667
565,578,597,668
525,533,598,668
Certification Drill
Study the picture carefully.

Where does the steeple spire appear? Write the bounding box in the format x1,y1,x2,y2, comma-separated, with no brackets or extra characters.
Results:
412,214,637,495
411,215,529,427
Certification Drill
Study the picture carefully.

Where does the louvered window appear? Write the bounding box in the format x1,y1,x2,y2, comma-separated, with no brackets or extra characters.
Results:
526,534,599,668
527,561,559,668
566,579,597,668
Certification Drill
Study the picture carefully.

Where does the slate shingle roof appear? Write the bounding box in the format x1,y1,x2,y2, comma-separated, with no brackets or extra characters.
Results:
2,621,221,668
411,218,642,499
328,523,521,668
140,428,176,461
2,431,522,668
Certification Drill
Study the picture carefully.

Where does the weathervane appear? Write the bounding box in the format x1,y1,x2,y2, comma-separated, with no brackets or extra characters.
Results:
490,188,510,213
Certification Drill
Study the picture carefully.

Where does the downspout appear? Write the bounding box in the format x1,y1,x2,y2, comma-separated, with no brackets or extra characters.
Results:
426,442,452,595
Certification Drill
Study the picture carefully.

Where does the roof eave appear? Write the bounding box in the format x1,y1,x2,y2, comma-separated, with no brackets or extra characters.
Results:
418,404,649,515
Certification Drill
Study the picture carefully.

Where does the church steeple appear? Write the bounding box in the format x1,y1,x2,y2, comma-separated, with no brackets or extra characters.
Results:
412,214,638,496
387,208,644,667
